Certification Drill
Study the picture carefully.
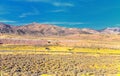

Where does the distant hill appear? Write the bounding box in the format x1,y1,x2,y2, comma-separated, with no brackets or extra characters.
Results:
101,27,120,34
0,22,120,37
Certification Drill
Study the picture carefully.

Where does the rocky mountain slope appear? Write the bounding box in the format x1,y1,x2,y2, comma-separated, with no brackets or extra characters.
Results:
0,23,14,34
101,27,120,34
0,22,120,36
0,22,99,36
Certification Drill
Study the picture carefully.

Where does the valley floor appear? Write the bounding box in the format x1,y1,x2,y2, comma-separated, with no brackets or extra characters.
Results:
1,53,120,76
0,34,120,76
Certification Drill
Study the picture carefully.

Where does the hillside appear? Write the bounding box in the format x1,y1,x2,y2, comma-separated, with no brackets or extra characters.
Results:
0,22,99,36
101,27,120,34
0,22,120,37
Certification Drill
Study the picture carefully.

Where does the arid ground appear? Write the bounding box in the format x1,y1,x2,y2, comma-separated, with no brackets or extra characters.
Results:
0,34,120,76
1,54,120,76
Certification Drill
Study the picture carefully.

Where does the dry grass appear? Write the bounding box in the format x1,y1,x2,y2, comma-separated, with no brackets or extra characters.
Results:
0,34,120,76
0,45,120,55
1,54,120,76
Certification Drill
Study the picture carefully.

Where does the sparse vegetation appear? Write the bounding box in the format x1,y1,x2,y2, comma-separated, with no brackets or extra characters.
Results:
0,45,120,54
0,34,120,76
1,54,120,76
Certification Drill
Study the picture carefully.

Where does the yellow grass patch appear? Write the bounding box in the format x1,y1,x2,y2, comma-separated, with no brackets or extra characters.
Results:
0,45,120,54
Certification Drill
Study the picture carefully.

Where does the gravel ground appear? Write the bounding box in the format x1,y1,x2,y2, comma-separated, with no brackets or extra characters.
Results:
1,54,120,76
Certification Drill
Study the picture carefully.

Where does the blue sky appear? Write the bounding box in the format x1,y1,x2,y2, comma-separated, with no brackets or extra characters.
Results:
0,0,120,29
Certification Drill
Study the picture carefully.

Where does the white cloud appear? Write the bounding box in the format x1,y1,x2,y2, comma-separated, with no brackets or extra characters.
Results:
52,2,74,7
19,7,39,18
14,0,74,7
19,12,38,18
40,22,84,25
6,21,84,26
0,20,16,23
15,0,49,2
51,9,66,13
78,0,95,2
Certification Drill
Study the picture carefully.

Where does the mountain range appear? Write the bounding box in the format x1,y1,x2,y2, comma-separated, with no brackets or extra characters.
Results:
0,22,120,37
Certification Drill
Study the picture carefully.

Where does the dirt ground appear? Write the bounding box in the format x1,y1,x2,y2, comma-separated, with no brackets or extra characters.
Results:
1,54,120,76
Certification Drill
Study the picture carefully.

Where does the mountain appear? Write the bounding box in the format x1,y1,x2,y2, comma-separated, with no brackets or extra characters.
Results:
0,23,14,34
14,23,81,36
81,28,100,34
101,27,120,34
0,22,99,36
0,22,120,37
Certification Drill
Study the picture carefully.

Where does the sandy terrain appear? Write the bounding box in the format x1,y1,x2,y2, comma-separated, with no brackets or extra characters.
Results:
1,54,120,76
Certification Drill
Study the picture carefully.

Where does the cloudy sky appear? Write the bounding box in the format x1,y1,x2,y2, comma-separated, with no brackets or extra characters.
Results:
0,0,120,29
